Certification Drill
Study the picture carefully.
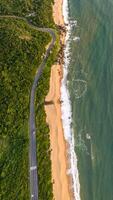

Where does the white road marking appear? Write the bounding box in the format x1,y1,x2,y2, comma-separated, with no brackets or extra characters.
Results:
30,166,37,171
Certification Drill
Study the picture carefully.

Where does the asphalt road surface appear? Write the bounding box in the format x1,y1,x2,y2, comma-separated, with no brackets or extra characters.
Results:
29,27,56,200
0,15,56,200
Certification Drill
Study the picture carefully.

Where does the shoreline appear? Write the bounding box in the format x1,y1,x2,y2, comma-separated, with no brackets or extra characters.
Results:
45,0,74,199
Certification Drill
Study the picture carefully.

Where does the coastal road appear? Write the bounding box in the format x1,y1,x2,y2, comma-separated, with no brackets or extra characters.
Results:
0,15,56,200
29,27,56,200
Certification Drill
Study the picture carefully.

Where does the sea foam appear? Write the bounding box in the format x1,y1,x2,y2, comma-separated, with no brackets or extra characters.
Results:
61,0,81,199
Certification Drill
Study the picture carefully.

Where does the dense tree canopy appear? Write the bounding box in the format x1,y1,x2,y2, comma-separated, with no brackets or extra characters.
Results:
0,0,59,199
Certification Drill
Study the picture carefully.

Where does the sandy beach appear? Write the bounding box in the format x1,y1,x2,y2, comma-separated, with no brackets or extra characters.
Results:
45,0,72,199
53,0,64,26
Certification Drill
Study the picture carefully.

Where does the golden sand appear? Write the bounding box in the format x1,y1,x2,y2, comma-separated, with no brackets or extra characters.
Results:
45,0,72,199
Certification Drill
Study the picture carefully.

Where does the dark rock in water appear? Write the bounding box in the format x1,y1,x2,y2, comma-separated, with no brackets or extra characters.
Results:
64,23,68,26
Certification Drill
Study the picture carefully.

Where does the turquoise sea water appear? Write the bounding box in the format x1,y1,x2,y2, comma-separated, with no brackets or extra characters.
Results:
68,0,113,199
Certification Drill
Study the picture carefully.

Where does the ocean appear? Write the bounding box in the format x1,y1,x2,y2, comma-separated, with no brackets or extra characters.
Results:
62,0,113,199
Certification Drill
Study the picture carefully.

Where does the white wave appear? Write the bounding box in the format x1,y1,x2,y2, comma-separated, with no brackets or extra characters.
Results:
63,0,69,24
61,0,81,199
70,20,78,26
86,133,91,140
73,79,87,99
73,36,80,42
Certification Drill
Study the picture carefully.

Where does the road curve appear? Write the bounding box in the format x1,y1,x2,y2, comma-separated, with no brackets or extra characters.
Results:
0,15,56,200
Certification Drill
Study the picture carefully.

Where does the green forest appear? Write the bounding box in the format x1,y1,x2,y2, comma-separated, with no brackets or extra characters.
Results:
0,1,59,199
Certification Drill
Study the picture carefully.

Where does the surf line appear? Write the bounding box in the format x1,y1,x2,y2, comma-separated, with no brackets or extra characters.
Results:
61,0,81,199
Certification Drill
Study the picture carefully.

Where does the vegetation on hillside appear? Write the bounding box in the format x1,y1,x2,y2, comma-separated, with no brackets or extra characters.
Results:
0,0,54,27
0,1,60,199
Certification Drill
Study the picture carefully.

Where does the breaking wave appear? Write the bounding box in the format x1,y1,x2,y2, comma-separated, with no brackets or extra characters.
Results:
61,0,81,199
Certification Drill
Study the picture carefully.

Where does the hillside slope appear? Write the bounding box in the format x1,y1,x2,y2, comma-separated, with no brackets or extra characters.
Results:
0,1,59,199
